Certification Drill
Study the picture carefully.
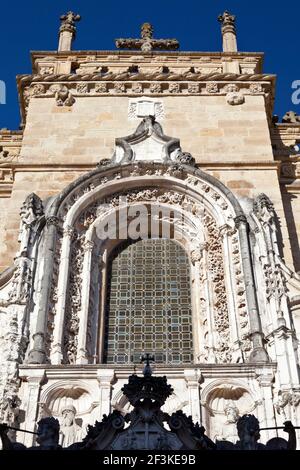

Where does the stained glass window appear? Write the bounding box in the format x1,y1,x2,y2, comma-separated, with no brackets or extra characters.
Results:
103,239,193,365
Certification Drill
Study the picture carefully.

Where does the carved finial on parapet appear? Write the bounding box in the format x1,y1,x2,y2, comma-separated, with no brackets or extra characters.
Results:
58,12,81,52
218,11,238,52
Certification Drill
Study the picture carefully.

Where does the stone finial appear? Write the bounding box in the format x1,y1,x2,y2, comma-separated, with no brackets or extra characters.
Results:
58,12,81,52
218,11,237,52
141,22,153,39
115,23,179,52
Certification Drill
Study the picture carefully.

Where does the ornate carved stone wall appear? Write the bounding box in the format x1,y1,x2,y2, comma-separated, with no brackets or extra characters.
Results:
0,14,299,448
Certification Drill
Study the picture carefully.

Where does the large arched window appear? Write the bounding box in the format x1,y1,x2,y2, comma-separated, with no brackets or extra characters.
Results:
103,239,193,365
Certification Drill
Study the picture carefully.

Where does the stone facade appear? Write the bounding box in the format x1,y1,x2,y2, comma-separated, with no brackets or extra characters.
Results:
0,13,300,448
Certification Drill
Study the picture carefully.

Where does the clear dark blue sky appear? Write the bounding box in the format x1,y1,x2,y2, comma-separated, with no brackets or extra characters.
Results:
0,0,299,130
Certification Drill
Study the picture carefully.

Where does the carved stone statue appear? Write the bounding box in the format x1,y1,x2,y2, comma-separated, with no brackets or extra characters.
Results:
214,401,239,443
18,193,43,257
59,405,82,447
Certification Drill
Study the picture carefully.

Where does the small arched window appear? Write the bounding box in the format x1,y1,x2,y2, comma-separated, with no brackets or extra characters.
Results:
103,239,193,365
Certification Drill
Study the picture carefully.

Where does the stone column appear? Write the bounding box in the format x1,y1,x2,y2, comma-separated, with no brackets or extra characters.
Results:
58,12,81,52
96,369,115,418
235,215,269,362
51,225,75,364
184,369,202,423
218,11,238,52
20,370,45,447
76,239,94,364
28,216,59,364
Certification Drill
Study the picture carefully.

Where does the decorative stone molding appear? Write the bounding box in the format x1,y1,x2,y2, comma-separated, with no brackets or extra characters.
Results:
19,73,274,120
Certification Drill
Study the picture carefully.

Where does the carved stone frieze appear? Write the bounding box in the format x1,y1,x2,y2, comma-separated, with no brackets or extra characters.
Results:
0,304,29,431
205,214,232,363
63,235,85,364
206,82,218,94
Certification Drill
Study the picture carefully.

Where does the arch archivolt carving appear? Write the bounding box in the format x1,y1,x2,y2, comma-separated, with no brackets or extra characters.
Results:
42,163,250,366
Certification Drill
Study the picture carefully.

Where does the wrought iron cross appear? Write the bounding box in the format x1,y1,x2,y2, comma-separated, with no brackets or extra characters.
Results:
140,353,155,376
115,23,179,52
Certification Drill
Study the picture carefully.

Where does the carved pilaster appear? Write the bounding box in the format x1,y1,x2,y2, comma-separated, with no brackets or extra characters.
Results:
96,370,115,417
21,370,46,446
256,370,276,440
184,369,202,423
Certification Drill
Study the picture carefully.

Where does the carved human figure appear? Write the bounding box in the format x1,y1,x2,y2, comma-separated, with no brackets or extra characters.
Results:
214,401,239,443
35,417,62,449
233,414,296,450
18,193,43,256
0,417,61,450
59,405,82,447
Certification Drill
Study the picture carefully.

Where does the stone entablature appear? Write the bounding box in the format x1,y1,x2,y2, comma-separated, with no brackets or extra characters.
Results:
31,51,263,76
17,72,275,124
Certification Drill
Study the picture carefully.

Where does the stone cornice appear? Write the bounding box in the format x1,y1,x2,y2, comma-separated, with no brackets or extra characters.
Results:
30,49,264,60
18,71,274,85
10,161,280,171
17,72,276,125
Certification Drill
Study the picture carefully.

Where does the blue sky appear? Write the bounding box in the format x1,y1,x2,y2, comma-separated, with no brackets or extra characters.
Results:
0,0,299,129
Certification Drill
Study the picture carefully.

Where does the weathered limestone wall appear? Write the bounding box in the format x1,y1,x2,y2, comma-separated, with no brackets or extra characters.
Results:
0,94,293,271
20,95,272,164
